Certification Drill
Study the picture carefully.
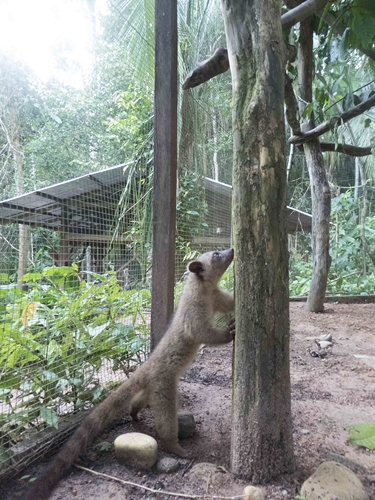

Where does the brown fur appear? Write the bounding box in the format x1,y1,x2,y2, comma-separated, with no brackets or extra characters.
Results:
25,248,235,500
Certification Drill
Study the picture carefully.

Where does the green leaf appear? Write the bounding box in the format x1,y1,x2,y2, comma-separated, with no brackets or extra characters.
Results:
42,370,59,381
39,407,59,429
348,422,375,449
64,273,81,293
351,15,375,47
301,102,314,119
22,272,43,282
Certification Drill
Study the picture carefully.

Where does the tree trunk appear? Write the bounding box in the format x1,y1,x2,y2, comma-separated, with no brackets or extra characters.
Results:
13,132,30,289
297,18,331,313
221,0,294,481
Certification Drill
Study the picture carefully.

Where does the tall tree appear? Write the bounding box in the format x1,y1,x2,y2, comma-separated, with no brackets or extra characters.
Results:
221,0,294,480
0,56,35,288
297,17,332,312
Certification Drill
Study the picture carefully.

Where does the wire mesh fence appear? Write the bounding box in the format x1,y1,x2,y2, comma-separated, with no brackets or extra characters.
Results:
0,0,235,481
0,0,156,481
175,0,233,280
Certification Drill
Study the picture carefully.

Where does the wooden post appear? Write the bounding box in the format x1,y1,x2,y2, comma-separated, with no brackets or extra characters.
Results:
58,204,69,267
151,0,178,350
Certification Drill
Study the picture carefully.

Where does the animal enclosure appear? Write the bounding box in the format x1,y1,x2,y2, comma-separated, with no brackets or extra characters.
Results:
1,0,374,487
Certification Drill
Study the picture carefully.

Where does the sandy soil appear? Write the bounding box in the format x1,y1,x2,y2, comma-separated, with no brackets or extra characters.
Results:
2,302,375,500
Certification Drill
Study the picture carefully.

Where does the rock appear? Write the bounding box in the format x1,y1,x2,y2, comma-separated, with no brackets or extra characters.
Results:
243,485,265,500
301,461,370,500
178,411,196,439
188,462,228,488
114,432,157,470
156,457,180,473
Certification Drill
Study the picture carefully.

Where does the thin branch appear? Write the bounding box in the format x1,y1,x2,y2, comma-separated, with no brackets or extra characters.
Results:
0,233,19,253
182,0,336,89
282,0,336,31
289,94,375,145
284,73,373,156
320,142,372,156
73,465,245,499
324,79,375,112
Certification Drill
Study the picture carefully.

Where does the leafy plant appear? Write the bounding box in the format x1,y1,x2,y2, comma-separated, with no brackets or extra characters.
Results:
0,265,150,444
348,422,375,449
176,170,209,252
289,191,375,296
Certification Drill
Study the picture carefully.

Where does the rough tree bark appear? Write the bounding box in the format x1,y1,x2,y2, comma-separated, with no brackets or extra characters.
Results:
297,18,331,312
221,0,294,480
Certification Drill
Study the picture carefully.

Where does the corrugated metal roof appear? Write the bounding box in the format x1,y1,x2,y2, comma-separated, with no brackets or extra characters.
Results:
204,177,312,233
0,165,129,231
0,167,312,234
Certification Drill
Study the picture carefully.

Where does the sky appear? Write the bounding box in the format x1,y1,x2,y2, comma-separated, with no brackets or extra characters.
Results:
0,0,108,86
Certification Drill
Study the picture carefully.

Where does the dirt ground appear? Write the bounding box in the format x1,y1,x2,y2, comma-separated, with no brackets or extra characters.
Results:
2,302,375,500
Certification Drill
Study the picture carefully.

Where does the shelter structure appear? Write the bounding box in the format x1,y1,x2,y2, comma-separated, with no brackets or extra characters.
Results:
0,164,143,287
192,177,312,250
0,167,312,283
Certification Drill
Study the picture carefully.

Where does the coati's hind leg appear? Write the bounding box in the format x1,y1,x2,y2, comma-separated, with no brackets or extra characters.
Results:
151,384,188,458
130,390,148,422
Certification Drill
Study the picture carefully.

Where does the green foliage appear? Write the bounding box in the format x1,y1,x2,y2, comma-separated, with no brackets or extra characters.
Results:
349,0,375,50
0,265,150,442
348,422,375,449
176,170,208,252
290,191,375,296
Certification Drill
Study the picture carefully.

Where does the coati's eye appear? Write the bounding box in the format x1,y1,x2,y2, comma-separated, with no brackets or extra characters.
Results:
213,251,219,259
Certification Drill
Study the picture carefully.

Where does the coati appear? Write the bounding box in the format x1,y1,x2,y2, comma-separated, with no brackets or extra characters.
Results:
26,248,235,500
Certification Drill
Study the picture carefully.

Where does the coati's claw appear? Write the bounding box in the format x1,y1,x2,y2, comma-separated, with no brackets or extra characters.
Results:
226,317,235,341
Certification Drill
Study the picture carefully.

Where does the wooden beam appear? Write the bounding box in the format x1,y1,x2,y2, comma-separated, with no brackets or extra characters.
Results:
65,233,134,243
151,0,178,350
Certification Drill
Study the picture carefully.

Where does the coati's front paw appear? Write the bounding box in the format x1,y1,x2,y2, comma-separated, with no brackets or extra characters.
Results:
226,318,235,342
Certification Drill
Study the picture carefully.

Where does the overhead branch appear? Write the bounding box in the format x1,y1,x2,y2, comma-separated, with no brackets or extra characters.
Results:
289,94,375,145
182,0,335,90
320,142,372,156
182,48,229,90
284,73,372,157
282,0,336,30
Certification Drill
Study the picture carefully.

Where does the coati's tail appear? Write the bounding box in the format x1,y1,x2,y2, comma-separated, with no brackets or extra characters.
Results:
25,377,138,500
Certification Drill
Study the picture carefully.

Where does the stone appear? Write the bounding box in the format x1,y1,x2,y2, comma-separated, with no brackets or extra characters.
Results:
114,432,157,470
156,457,180,473
243,485,265,500
188,462,228,488
300,461,370,500
178,411,196,439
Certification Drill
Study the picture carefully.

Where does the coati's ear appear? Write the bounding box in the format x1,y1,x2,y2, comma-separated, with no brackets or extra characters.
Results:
188,260,204,277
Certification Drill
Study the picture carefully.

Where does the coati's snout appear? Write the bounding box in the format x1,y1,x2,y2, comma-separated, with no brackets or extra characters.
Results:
212,248,234,275
217,248,234,265
188,248,234,283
